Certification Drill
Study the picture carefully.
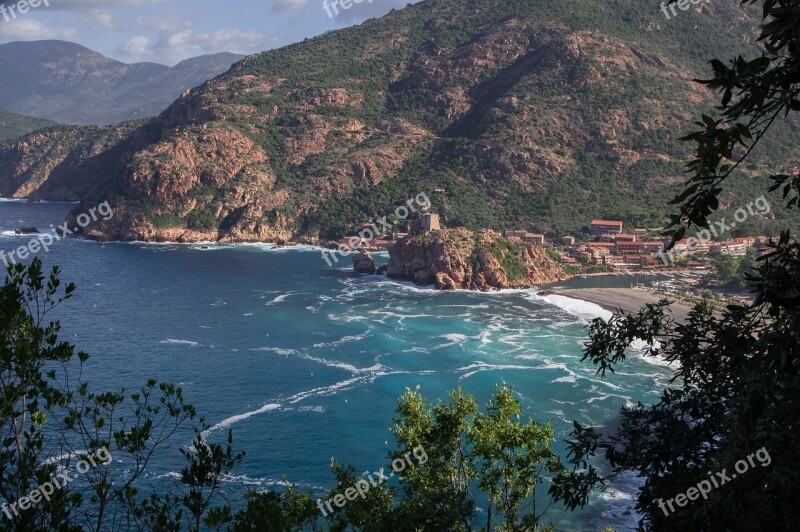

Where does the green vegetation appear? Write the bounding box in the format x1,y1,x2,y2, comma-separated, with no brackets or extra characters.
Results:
707,252,757,290
550,2,800,529
484,238,526,282
186,207,219,231
149,211,185,229
0,109,54,143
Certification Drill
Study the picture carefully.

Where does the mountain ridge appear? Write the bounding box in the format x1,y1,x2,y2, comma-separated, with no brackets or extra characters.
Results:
0,0,796,242
0,40,244,125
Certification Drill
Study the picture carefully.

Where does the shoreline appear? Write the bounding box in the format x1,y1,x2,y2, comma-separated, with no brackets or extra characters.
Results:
548,287,694,322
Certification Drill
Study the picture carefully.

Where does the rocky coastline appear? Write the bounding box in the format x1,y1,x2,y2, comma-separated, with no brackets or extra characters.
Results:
383,228,569,290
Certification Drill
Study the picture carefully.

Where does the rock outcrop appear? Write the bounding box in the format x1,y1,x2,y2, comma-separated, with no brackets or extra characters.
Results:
387,228,569,290
352,250,377,274
15,227,39,235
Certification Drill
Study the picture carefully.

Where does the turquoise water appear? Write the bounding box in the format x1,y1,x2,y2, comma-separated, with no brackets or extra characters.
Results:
0,201,674,530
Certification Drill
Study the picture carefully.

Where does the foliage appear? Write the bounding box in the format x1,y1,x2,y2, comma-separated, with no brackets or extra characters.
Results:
551,2,800,529
233,385,567,531
0,259,244,531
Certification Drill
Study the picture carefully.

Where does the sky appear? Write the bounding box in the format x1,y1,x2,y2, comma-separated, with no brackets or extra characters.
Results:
0,0,420,65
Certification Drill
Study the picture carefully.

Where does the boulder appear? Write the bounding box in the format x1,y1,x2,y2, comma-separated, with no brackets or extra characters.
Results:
15,226,39,235
352,251,377,274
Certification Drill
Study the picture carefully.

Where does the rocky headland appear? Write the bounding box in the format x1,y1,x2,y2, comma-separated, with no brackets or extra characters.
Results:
386,228,569,290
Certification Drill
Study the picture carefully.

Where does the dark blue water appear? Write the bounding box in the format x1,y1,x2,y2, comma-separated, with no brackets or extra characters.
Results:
0,200,673,530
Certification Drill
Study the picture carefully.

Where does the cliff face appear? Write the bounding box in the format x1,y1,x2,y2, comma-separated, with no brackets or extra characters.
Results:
387,228,568,290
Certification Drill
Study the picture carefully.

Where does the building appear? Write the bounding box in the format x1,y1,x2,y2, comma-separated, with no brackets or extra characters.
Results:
733,236,757,248
586,246,611,262
562,236,576,246
613,234,637,243
615,242,643,255
641,241,665,254
422,213,441,231
591,220,624,237
712,241,747,256
523,233,545,244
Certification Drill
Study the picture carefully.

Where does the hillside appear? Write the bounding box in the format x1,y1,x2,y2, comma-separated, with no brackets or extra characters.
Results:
0,109,54,143
0,41,243,125
0,0,795,243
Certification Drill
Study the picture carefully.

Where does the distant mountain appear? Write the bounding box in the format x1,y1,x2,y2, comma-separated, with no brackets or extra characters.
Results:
0,108,54,142
0,41,243,125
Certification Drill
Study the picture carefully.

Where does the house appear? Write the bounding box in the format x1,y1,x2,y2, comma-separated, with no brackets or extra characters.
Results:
523,233,545,244
613,234,637,243
733,236,757,248
712,241,747,256
562,236,576,246
591,220,623,237
641,241,665,254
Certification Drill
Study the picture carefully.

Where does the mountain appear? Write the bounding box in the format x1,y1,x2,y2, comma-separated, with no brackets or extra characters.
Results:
0,108,55,143
0,41,243,125
0,0,796,243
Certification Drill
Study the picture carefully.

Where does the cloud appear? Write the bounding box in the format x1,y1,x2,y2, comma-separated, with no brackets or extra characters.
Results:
24,0,177,9
272,0,308,12
75,9,114,29
117,21,274,64
0,18,80,41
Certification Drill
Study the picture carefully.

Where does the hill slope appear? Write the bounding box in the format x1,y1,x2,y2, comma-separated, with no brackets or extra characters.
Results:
0,109,55,143
0,41,243,125
0,0,795,242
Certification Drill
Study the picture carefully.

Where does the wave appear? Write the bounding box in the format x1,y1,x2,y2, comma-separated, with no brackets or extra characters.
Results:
536,293,613,322
265,292,294,305
160,339,200,347
253,346,381,374
206,403,282,434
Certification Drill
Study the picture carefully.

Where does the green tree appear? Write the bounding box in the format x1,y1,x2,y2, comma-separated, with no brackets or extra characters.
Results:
0,259,244,531
551,1,800,529
234,385,566,531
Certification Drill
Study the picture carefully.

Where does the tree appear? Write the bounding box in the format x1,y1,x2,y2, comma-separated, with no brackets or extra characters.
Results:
234,385,567,531
550,1,800,529
0,259,244,531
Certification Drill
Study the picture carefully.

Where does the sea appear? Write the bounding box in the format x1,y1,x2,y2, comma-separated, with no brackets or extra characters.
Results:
0,200,676,531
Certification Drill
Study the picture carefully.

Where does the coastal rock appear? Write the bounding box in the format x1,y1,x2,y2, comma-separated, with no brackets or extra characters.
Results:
15,226,39,235
352,250,377,274
387,228,568,291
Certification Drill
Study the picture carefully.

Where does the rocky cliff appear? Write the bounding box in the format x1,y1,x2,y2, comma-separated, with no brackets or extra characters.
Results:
387,228,568,290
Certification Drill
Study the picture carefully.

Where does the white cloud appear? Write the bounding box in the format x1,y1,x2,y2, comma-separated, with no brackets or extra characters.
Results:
76,9,114,29
0,19,80,41
116,21,274,64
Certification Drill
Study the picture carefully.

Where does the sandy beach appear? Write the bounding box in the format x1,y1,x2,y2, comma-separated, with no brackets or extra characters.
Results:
550,287,694,322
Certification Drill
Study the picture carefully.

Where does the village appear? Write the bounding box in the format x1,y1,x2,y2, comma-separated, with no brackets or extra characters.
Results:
332,212,768,276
